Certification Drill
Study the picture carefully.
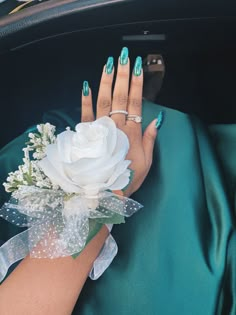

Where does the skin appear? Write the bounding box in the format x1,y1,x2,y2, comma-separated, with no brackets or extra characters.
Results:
0,53,158,315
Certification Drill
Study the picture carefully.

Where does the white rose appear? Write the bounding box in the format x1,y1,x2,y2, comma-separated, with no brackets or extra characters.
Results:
38,117,131,196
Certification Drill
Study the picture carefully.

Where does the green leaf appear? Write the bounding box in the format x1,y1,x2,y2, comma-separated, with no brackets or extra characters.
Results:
96,213,125,225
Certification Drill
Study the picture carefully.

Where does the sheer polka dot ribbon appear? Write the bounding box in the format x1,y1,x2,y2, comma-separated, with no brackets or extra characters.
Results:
0,186,143,282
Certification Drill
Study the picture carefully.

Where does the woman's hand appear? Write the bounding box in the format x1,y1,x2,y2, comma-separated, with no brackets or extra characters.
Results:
81,47,161,197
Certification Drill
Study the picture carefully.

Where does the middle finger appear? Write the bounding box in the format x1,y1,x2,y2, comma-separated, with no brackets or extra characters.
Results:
111,47,130,127
126,56,143,137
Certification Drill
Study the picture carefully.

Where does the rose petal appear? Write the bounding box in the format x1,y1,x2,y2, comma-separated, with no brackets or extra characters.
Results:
56,130,74,163
73,122,108,159
80,160,131,194
103,160,131,189
93,117,117,155
39,116,131,195
71,166,115,186
108,169,131,191
82,168,131,196
63,127,129,180
112,128,129,157
44,143,68,179
39,158,81,193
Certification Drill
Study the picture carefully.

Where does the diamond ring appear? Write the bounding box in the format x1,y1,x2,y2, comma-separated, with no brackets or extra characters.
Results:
126,115,143,123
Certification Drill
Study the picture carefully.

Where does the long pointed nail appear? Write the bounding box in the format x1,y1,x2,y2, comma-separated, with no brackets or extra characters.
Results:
105,56,114,74
133,56,142,76
120,47,129,65
155,111,164,129
82,81,89,96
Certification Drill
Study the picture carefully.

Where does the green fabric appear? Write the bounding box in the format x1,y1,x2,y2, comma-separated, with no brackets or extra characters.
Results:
0,101,235,314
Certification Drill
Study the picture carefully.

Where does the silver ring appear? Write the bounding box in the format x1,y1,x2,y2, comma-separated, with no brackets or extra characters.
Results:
109,110,128,116
126,115,142,123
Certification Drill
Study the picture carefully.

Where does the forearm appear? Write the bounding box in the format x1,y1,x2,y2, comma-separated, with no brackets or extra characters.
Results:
0,225,109,315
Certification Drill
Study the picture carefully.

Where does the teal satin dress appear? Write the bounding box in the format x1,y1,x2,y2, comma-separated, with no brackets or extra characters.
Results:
0,101,235,315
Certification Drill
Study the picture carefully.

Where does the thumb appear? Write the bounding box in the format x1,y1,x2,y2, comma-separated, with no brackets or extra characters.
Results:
142,111,164,168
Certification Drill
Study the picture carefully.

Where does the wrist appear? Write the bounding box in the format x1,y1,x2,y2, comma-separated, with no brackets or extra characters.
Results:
113,187,135,198
114,188,132,198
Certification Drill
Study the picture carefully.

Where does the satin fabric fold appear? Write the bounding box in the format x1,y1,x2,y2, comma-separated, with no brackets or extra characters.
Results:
0,102,235,314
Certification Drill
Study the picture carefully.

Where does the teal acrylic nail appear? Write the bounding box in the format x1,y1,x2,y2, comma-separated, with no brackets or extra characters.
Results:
133,56,142,76
155,110,164,129
83,81,89,96
105,56,114,74
120,47,129,65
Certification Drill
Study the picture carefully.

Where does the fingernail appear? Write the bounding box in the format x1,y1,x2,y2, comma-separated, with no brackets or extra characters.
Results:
83,81,89,96
155,111,164,129
105,56,114,74
120,47,129,65
133,56,142,76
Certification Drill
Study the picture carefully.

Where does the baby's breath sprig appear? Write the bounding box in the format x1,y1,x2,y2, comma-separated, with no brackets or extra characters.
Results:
27,123,56,160
3,123,58,193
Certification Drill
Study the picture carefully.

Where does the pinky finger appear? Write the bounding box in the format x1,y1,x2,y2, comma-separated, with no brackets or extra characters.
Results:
142,119,158,169
81,81,95,122
143,111,164,168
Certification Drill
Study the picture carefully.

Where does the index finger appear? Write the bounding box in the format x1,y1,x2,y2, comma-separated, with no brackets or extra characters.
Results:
81,81,95,122
96,57,114,118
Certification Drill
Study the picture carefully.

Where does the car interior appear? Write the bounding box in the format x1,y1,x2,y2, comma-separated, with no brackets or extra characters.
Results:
0,0,236,148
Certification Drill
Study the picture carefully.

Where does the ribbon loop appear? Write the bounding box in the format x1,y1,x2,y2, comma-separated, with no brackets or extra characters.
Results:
0,187,143,282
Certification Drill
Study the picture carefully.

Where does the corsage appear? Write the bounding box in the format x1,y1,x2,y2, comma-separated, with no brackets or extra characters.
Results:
0,117,142,282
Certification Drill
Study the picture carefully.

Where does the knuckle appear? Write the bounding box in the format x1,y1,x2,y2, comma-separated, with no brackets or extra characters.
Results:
98,97,111,110
113,93,128,106
131,76,143,87
143,131,155,142
100,78,112,87
82,101,92,107
128,98,142,108
117,68,129,78
82,115,93,122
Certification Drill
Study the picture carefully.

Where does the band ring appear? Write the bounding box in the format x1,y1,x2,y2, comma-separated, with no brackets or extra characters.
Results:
126,115,143,123
109,110,128,116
